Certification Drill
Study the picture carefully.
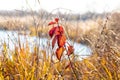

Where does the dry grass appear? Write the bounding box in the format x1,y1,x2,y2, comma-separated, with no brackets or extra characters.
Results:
0,15,99,39
0,12,120,80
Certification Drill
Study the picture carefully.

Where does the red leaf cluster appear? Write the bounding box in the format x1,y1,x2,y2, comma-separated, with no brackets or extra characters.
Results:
48,18,74,60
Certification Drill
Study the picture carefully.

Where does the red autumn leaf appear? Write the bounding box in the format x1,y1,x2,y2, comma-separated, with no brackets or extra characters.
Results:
49,27,56,38
48,21,56,25
49,26,64,38
56,47,65,60
57,35,66,47
67,46,74,56
55,18,59,22
52,36,57,49
58,26,64,34
54,26,64,36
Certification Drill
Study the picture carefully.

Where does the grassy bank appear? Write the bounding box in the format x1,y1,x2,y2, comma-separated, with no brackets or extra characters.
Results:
0,15,100,41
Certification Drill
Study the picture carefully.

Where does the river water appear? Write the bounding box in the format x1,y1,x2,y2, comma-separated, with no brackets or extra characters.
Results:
0,30,91,59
